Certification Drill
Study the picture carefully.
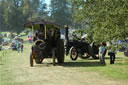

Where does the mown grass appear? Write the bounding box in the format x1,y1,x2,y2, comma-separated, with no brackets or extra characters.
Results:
0,43,32,85
0,50,13,85
64,52,128,80
0,43,128,85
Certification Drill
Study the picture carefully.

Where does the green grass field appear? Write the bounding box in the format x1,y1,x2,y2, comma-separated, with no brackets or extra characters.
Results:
64,52,128,80
0,43,128,85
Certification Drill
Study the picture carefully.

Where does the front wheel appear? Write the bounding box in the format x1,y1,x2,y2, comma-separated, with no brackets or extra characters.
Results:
30,52,33,67
69,46,78,60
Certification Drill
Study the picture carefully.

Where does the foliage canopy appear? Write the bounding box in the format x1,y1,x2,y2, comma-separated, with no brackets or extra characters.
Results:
68,0,128,42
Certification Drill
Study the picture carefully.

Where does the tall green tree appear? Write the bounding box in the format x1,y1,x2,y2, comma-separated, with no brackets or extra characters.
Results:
0,0,7,31
23,0,41,21
23,0,47,21
0,0,48,34
50,0,72,26
38,0,48,20
2,0,24,34
68,0,128,42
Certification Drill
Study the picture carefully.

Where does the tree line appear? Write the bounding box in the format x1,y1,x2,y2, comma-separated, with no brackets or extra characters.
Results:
1,0,128,42
0,0,72,34
68,0,128,42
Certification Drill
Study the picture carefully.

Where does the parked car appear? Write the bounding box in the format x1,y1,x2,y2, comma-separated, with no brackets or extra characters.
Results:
27,36,33,43
14,38,23,43
10,40,17,50
2,38,10,46
2,41,8,46
11,42,17,50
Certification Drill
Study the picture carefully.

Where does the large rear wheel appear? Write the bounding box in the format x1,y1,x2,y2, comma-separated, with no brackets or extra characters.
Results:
57,39,65,63
69,46,78,60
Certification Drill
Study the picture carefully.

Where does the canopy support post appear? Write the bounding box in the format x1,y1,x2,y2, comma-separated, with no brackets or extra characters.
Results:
32,25,34,43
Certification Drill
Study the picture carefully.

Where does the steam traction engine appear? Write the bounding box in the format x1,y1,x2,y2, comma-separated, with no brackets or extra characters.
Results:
24,20,64,66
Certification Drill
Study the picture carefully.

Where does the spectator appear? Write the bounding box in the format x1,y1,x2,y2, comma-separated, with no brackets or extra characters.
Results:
21,43,24,52
99,42,106,65
17,42,20,53
108,42,116,64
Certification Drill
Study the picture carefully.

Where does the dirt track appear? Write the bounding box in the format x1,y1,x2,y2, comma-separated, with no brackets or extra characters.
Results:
0,45,128,85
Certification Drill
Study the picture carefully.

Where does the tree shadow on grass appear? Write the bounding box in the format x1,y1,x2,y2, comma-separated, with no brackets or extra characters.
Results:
0,64,3,65
33,62,55,67
86,57,110,60
105,57,110,59
105,56,125,60
33,61,106,67
59,61,106,67
114,57,127,61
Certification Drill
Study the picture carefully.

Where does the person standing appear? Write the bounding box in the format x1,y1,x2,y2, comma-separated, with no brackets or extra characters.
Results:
99,42,106,65
17,42,20,53
108,42,116,64
21,42,24,52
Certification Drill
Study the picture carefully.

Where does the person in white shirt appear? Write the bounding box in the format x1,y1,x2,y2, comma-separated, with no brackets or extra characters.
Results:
108,42,116,64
